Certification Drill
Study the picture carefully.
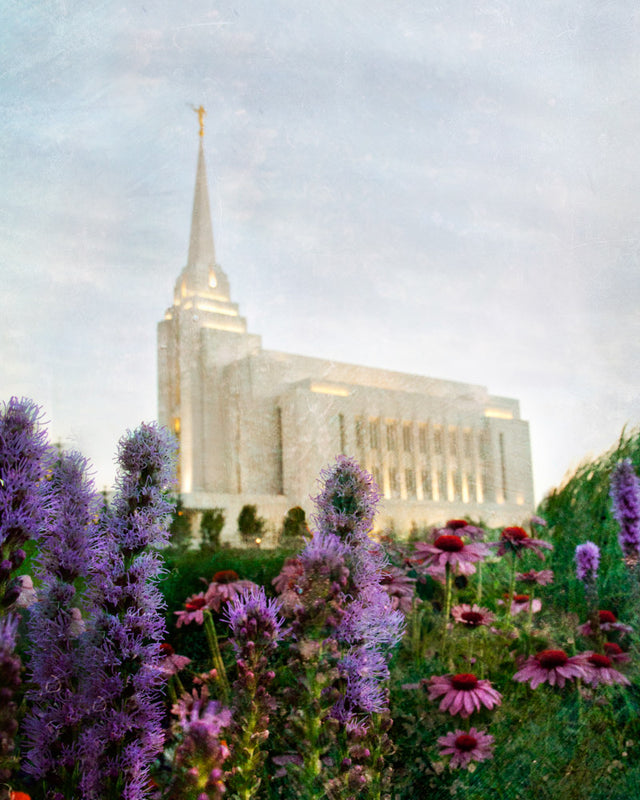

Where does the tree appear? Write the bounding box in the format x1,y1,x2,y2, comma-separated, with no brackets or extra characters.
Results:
237,504,266,545
280,506,309,545
168,496,192,550
200,507,225,549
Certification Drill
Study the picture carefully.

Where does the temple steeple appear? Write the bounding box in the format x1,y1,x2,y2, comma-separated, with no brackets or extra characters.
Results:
187,139,216,273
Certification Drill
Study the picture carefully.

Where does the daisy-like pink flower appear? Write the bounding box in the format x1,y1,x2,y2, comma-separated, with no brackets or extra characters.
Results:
380,566,417,614
204,570,258,612
516,569,554,586
451,603,495,628
603,642,631,664
442,519,486,541
513,649,587,689
174,593,208,627
577,609,633,637
490,526,553,560
158,642,191,676
413,534,489,577
508,594,542,616
437,727,495,769
580,652,630,687
427,673,502,717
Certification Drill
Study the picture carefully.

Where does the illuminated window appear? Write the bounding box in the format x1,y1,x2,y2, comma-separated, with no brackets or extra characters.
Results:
434,427,444,455
418,424,428,453
386,422,398,451
421,470,432,500
405,468,415,496
449,427,458,457
355,417,365,449
369,419,379,450
403,423,413,452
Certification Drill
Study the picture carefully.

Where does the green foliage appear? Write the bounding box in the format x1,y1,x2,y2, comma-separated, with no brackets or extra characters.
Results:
237,503,266,544
199,507,225,549
280,506,309,545
168,495,193,551
539,427,640,615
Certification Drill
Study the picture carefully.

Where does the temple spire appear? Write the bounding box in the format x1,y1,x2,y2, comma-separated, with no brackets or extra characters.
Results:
187,111,216,274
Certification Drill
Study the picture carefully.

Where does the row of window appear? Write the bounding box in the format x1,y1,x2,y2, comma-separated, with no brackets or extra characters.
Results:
354,417,483,459
368,463,487,503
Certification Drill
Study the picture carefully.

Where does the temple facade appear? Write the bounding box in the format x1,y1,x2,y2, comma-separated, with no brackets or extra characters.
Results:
158,133,535,544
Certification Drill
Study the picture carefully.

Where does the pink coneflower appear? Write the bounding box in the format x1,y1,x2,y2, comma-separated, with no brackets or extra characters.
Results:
443,519,486,541
157,642,191,676
174,593,208,627
204,570,258,612
490,526,553,559
380,566,417,614
451,603,495,628
427,673,502,717
437,727,495,769
580,652,630,686
516,569,554,586
508,594,542,616
413,534,489,576
603,642,631,664
577,610,633,637
513,649,587,689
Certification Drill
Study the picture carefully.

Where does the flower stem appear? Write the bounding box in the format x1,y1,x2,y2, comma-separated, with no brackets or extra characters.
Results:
203,610,230,701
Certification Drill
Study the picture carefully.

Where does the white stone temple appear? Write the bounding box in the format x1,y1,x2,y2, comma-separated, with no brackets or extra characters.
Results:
158,126,535,544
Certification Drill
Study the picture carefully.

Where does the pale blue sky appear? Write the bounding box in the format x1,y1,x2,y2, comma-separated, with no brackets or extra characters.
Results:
2,1,639,502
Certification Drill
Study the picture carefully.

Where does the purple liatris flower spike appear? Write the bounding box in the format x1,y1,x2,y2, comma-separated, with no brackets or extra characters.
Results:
23,450,101,784
0,613,21,784
223,586,285,799
575,542,600,585
0,397,51,608
312,455,381,539
610,459,640,563
80,423,177,800
172,686,232,800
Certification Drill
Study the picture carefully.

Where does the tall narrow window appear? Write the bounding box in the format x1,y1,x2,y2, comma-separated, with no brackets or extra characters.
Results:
421,470,432,500
339,414,346,454
418,424,428,453
405,468,415,496
275,407,284,495
386,422,398,451
403,423,413,452
499,432,508,500
355,417,365,449
369,419,379,450
434,427,444,455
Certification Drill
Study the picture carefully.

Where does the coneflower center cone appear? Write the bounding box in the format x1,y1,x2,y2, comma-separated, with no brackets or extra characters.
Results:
434,534,464,552
455,734,478,751
460,611,484,627
588,653,612,668
537,649,568,669
451,673,478,690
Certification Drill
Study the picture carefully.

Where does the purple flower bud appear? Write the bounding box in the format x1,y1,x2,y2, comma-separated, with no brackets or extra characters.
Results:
10,549,26,568
610,459,640,562
575,542,600,584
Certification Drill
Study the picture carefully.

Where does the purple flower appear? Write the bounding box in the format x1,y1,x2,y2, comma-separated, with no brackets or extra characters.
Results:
172,686,232,799
0,397,51,607
441,519,486,541
204,570,258,613
513,649,587,689
427,673,502,717
578,609,633,637
312,455,381,539
23,450,101,783
438,727,494,769
580,652,630,687
0,613,21,784
223,584,285,656
333,646,388,721
80,423,177,800
413,534,489,576
516,569,554,586
575,542,600,585
610,459,640,563
379,566,417,614
451,603,495,628
489,526,553,560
